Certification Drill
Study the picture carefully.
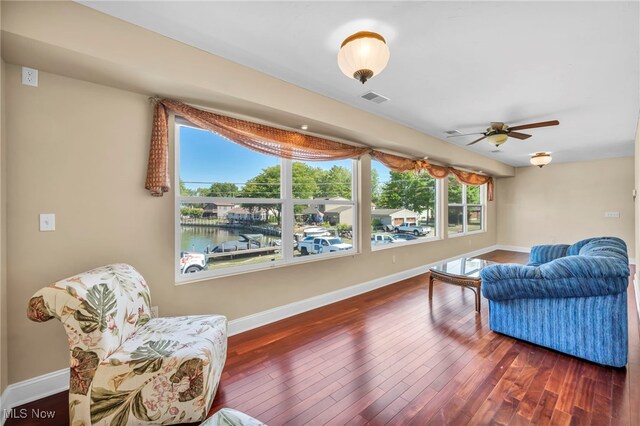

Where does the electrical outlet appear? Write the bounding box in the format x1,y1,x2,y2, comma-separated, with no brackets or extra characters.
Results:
22,67,38,87
392,255,396,264
39,213,55,231
151,306,159,318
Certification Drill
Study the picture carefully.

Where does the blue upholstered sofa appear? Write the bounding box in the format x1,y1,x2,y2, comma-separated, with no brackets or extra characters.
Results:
481,237,630,367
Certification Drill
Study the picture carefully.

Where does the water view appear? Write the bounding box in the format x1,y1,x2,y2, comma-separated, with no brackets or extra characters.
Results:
181,226,281,253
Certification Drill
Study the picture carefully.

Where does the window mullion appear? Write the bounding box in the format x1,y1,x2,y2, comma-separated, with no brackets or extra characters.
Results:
174,118,182,282
281,159,294,261
436,178,443,238
460,184,465,233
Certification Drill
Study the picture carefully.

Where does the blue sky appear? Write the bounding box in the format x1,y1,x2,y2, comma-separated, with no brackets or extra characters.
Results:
180,126,391,190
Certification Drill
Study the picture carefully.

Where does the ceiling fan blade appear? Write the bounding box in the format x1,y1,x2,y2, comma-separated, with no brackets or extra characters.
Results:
509,120,560,131
506,131,532,140
446,132,486,138
490,122,505,130
467,135,488,146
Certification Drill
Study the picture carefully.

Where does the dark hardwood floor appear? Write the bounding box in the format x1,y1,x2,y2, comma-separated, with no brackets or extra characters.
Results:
7,250,640,425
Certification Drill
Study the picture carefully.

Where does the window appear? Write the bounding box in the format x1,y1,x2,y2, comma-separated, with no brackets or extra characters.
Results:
447,176,485,235
176,123,357,281
371,160,439,249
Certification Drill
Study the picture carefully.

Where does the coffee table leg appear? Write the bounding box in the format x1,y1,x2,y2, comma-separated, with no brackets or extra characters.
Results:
475,288,481,312
428,274,434,300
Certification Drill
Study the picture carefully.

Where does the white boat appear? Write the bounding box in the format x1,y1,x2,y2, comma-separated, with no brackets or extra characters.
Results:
302,227,332,237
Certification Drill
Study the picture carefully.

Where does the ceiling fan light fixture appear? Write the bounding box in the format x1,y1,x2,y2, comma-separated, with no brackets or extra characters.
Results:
338,31,390,84
486,133,509,146
530,152,552,168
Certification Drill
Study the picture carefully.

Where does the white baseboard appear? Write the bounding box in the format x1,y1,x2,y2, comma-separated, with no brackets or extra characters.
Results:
0,244,506,412
0,368,69,423
227,244,499,336
494,244,531,253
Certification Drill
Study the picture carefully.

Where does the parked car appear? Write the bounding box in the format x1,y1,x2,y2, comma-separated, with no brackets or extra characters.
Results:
298,236,352,255
211,234,262,253
180,252,207,274
371,233,396,245
395,222,430,236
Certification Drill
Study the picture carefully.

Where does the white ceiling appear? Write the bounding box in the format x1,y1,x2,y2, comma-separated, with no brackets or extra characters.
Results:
81,1,639,167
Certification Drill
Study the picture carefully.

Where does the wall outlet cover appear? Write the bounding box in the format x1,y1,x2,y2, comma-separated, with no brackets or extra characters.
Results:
22,67,39,87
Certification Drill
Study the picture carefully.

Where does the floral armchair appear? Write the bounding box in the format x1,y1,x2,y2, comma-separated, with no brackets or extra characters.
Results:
27,263,227,425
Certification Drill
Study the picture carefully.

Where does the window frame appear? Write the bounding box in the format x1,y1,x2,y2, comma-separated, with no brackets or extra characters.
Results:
447,177,486,237
370,164,443,252
174,120,359,284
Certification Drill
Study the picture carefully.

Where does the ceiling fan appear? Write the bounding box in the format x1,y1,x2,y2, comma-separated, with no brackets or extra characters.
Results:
448,120,560,147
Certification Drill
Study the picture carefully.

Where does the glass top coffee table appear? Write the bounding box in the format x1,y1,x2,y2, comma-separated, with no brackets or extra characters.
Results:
428,257,495,313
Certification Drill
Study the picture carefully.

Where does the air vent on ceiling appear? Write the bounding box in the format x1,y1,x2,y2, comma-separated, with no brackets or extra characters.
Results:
491,149,502,153
444,130,462,136
361,91,389,104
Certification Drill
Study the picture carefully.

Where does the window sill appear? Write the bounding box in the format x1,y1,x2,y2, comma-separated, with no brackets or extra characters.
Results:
447,229,486,239
175,249,360,285
371,235,442,252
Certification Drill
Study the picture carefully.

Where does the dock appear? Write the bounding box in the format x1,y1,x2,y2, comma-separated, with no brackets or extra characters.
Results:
205,246,280,260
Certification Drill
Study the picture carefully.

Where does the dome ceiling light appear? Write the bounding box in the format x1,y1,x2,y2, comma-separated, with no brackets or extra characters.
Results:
530,152,552,168
486,133,509,146
338,31,390,84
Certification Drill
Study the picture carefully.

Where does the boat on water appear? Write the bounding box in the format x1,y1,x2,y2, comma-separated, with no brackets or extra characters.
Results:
302,227,332,237
211,234,263,253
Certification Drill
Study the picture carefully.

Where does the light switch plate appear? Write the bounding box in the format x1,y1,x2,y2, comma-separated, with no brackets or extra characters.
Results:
605,211,620,218
39,213,55,231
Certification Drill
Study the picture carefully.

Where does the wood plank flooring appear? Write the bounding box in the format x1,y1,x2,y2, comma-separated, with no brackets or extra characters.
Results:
6,250,639,425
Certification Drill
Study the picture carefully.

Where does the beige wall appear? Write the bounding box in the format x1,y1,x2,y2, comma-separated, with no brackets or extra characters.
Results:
497,157,635,256
0,52,7,394
4,64,497,384
0,0,7,393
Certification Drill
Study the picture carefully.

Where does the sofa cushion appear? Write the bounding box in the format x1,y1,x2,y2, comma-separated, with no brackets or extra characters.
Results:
90,315,227,425
482,259,628,301
527,244,569,266
578,239,628,263
567,236,627,256
483,237,629,302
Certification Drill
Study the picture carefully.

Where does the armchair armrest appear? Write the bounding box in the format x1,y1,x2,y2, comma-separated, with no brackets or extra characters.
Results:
481,257,629,301
528,244,569,266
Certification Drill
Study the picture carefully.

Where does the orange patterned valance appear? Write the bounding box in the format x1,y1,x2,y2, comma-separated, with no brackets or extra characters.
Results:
369,151,494,200
145,98,494,201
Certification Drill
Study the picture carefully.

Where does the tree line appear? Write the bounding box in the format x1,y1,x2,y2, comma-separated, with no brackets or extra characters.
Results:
180,162,454,223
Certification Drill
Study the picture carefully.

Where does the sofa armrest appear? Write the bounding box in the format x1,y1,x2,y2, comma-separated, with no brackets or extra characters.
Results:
528,244,569,266
481,257,629,301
